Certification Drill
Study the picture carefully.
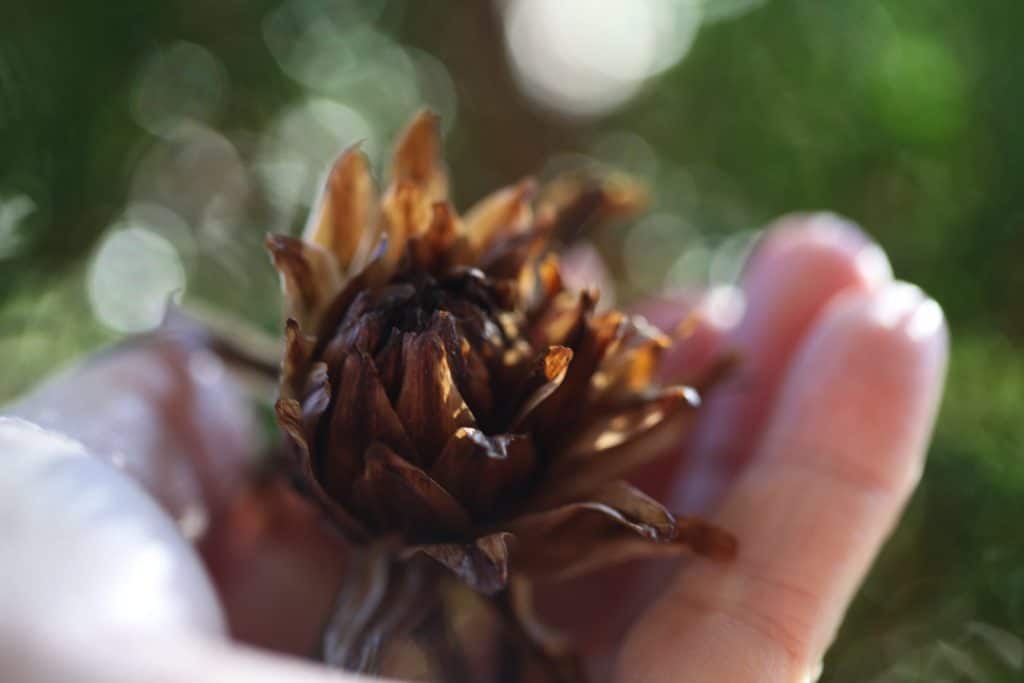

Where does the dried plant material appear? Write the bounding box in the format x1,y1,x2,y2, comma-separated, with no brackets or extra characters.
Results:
268,111,736,682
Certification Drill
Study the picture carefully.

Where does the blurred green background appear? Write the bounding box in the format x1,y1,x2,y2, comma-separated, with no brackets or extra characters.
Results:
1,1,1021,679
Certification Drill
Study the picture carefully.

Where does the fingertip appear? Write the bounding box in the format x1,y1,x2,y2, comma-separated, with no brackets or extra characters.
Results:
749,212,892,292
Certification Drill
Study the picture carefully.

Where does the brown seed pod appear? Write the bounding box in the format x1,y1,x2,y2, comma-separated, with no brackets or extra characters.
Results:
268,111,736,682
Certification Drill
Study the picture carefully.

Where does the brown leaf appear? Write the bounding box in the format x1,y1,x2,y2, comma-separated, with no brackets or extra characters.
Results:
380,182,434,273
528,288,597,351
311,240,393,356
324,352,415,498
395,331,476,466
266,234,343,330
463,179,536,252
509,346,573,430
281,318,315,400
589,316,671,406
304,145,377,272
537,170,647,241
429,311,494,425
539,386,701,501
352,443,472,539
533,308,625,437
412,532,514,595
391,109,447,200
274,398,368,541
508,481,733,581
431,428,536,514
404,202,460,272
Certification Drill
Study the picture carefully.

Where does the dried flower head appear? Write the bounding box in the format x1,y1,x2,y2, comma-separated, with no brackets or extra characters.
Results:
269,111,735,681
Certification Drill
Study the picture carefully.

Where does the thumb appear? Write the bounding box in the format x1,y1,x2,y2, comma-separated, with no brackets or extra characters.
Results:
0,418,376,683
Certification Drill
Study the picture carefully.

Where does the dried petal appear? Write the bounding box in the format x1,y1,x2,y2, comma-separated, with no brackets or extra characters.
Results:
540,386,701,501
395,331,476,466
324,352,415,497
405,202,459,272
429,311,493,424
281,318,315,400
589,316,671,405
431,428,535,514
538,170,647,241
392,110,447,200
304,146,377,271
509,346,573,430
275,398,368,540
380,182,434,272
533,308,625,436
352,443,471,539
267,234,343,330
464,179,535,252
508,481,733,581
412,532,514,594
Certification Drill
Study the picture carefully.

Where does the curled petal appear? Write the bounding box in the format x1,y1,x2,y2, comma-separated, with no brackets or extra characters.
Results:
589,316,671,405
304,145,377,271
274,398,368,541
533,308,625,437
508,481,734,581
540,386,701,501
538,170,647,241
391,109,447,200
312,240,393,355
411,532,514,595
266,234,343,330
281,318,315,400
510,346,573,430
463,179,536,252
529,288,598,350
431,428,536,514
396,331,476,466
352,443,471,539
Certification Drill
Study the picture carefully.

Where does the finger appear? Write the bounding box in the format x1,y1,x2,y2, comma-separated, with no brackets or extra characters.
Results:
676,212,893,511
535,214,891,657
7,332,260,524
0,417,226,645
17,636,394,683
0,419,372,683
618,283,948,682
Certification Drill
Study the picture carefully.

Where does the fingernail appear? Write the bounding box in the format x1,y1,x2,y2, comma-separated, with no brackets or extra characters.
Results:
765,213,893,289
804,213,892,287
906,297,945,342
870,282,925,328
853,242,893,287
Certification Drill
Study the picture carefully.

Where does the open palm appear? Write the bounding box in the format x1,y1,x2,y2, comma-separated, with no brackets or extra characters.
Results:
0,214,946,682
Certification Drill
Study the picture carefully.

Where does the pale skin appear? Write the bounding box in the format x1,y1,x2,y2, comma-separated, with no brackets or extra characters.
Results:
0,214,948,682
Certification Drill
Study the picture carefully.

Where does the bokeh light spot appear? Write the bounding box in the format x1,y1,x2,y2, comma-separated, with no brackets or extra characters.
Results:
0,193,36,259
87,227,186,333
504,0,703,117
131,42,230,136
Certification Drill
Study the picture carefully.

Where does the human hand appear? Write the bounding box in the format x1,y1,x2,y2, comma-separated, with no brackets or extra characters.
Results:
0,213,947,682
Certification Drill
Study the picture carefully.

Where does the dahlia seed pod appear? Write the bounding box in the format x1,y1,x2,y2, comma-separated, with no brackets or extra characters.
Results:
269,111,736,682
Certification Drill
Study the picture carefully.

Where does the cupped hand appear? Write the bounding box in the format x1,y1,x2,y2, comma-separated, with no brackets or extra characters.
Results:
0,214,947,682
